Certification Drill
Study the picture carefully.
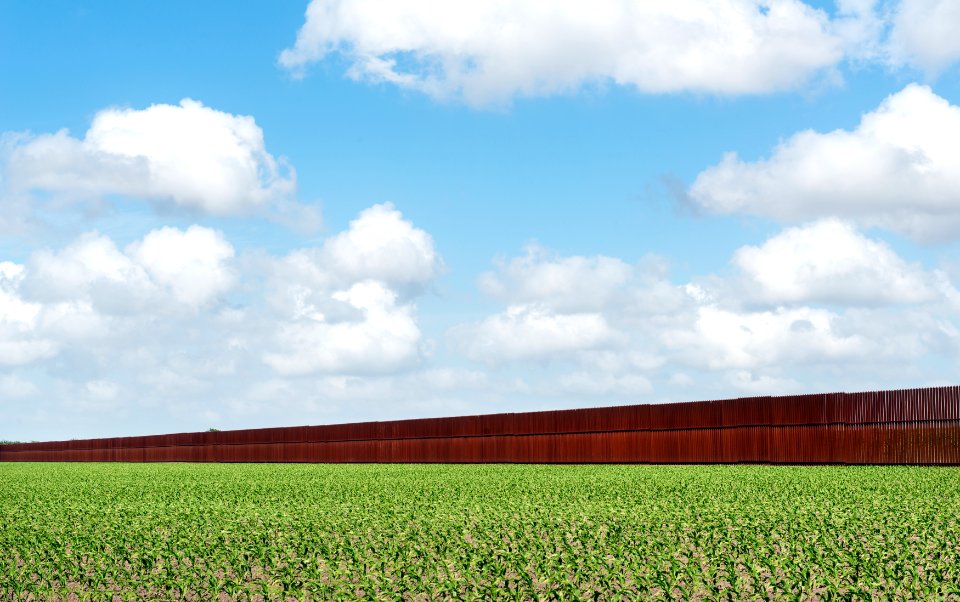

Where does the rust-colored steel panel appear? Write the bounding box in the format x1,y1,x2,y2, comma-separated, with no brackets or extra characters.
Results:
2,385,960,465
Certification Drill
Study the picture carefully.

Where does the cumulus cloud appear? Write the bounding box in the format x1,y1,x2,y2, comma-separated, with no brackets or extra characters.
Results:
0,204,448,437
279,0,844,105
278,0,960,107
0,225,237,374
460,240,948,376
260,203,440,374
318,203,441,291
0,262,58,366
23,234,156,313
478,246,633,312
4,209,960,438
127,226,236,308
689,84,960,242
3,196,959,437
450,304,618,364
0,263,42,327
263,281,423,375
6,99,298,216
24,227,235,312
831,0,887,61
451,234,960,402
478,247,691,319
732,219,945,305
266,203,441,318
888,0,960,73
453,249,681,367
664,305,869,369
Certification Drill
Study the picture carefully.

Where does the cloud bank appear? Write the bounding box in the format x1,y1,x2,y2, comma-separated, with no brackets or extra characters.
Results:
0,205,441,432
3,206,958,438
448,224,960,400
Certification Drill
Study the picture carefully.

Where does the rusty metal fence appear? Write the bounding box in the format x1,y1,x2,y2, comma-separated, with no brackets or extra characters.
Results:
2,386,959,464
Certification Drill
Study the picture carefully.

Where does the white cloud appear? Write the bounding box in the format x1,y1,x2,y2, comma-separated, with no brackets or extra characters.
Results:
478,247,692,320
84,379,119,402
732,219,941,305
24,233,156,313
454,249,695,369
451,248,688,373
24,227,235,312
266,203,441,320
0,374,38,398
259,203,440,375
690,84,960,242
450,304,617,363
0,225,237,371
831,0,887,62
451,237,960,404
319,203,441,291
0,262,58,366
0,340,58,367
6,99,297,216
263,280,423,375
279,0,960,107
280,0,843,106
0,203,450,438
127,226,236,308
0,203,441,437
35,300,112,343
479,246,633,312
665,305,869,369
888,0,960,73
0,262,41,328
57,379,124,413
5,202,960,438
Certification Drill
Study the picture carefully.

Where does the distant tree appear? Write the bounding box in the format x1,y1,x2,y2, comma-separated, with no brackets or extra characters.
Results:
0,440,21,445
206,428,221,433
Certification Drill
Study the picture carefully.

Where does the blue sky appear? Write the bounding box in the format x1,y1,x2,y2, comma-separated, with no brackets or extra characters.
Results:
2,0,960,440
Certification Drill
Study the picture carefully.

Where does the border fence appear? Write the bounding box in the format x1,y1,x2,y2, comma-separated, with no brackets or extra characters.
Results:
2,386,959,464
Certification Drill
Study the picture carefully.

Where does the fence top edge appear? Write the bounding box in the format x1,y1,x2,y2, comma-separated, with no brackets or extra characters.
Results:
1,384,956,451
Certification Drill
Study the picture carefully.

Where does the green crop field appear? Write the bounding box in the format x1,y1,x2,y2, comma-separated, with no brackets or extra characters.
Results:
1,463,959,600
